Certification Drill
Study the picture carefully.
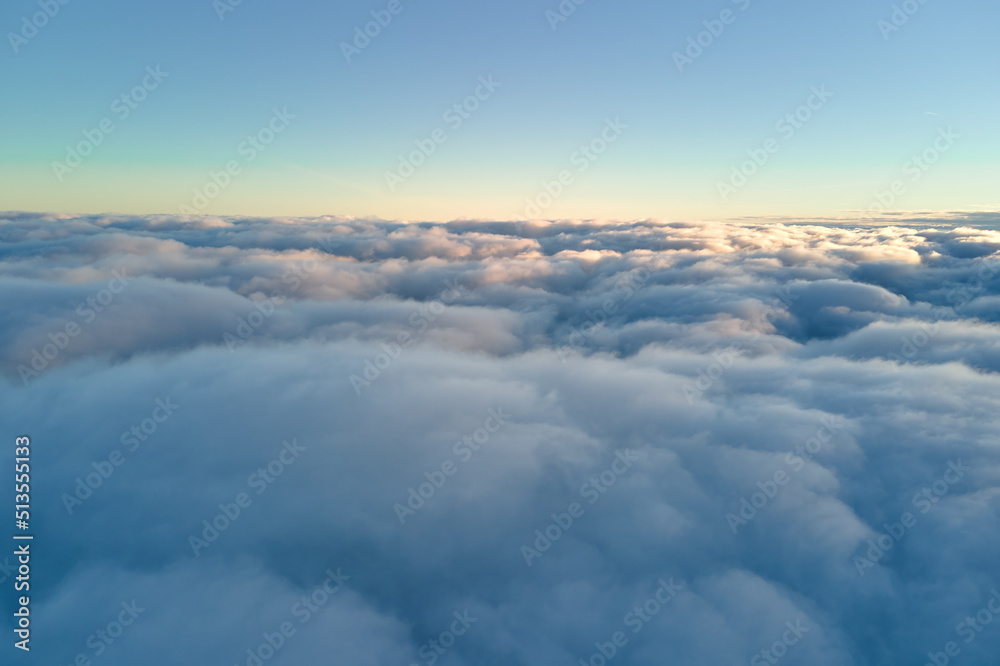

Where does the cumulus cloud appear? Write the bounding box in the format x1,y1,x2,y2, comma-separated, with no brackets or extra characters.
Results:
2,213,999,666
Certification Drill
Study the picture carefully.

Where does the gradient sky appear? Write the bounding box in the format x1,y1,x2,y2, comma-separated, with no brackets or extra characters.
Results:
2,0,998,221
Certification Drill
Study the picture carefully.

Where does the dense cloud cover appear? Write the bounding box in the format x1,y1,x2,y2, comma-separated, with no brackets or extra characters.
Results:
2,213,1000,666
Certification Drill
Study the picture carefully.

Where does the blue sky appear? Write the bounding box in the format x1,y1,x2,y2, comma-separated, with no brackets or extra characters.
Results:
2,0,998,220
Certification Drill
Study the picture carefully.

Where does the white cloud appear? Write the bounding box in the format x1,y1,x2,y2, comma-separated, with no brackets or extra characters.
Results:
2,212,999,665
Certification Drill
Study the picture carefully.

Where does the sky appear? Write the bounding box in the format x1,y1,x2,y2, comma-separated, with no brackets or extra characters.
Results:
2,0,999,221
4,4,1000,662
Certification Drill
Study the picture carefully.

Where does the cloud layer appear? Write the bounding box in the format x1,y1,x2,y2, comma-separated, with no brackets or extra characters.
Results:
2,213,1000,666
